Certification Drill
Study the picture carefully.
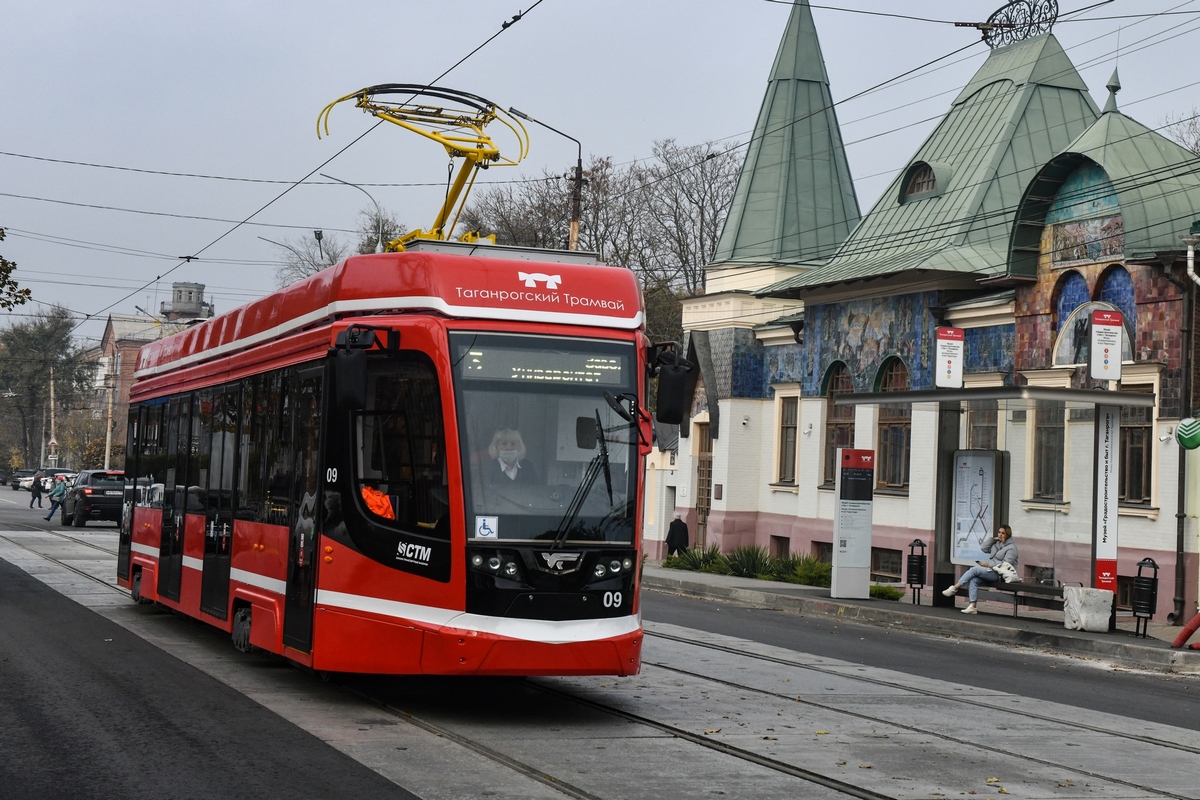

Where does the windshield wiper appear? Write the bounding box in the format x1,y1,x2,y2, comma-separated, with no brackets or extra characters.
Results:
551,410,612,548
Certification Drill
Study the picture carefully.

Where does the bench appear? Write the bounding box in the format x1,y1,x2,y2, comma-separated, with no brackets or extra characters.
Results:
955,581,1065,618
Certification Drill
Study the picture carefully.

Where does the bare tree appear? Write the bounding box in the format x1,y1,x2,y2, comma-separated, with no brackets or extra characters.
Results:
0,229,32,309
639,140,741,296
1164,107,1200,156
272,206,408,287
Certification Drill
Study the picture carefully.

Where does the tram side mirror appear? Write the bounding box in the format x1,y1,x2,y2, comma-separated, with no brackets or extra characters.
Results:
655,362,691,425
576,416,599,450
334,348,368,410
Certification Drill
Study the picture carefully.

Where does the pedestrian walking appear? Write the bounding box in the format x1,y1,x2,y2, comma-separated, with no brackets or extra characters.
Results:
666,513,689,556
29,471,44,509
44,475,69,521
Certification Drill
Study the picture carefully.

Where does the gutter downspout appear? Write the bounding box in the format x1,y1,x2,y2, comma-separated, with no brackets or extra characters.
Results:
1179,236,1200,623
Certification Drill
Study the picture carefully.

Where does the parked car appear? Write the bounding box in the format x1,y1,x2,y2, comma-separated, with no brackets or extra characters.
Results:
10,469,35,491
61,470,125,527
32,468,75,492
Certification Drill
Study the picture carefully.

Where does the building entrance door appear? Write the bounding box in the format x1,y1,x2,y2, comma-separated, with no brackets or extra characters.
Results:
696,423,713,547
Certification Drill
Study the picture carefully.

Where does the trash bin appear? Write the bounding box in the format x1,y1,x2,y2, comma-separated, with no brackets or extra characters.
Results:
906,539,927,605
1131,557,1158,639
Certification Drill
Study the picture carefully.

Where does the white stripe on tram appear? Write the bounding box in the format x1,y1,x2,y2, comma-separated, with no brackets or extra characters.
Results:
229,568,287,596
134,296,642,378
182,556,204,572
316,589,641,645
131,542,159,558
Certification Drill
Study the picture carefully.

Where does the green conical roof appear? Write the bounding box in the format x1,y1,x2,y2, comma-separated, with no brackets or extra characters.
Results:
761,34,1099,295
711,0,860,266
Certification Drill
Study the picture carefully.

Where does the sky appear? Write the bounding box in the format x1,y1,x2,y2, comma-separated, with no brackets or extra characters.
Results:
2,0,1198,346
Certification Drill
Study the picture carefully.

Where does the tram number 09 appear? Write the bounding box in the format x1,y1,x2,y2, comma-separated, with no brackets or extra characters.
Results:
603,591,623,609
325,468,338,484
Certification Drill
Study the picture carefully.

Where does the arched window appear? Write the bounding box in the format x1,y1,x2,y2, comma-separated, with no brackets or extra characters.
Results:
906,164,936,197
1097,265,1136,339
875,358,910,490
1053,301,1133,367
1054,271,1089,331
823,363,854,486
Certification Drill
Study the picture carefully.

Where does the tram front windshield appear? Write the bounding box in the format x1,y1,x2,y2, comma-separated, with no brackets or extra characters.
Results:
451,332,638,545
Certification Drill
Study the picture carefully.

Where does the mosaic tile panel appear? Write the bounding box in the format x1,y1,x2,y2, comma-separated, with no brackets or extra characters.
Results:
798,290,939,395
964,325,1015,374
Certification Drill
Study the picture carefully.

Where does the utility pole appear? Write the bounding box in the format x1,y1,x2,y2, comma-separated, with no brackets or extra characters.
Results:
48,364,58,467
103,373,115,470
507,107,584,250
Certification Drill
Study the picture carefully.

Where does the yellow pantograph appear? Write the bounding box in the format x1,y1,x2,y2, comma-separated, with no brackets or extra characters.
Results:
318,85,529,251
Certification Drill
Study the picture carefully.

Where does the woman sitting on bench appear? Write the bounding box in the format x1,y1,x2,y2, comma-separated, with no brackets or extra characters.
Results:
942,525,1018,615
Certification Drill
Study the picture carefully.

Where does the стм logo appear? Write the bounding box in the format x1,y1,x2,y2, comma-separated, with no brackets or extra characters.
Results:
518,272,562,290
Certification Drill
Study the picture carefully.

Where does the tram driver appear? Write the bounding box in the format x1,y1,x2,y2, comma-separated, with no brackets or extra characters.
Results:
484,427,539,485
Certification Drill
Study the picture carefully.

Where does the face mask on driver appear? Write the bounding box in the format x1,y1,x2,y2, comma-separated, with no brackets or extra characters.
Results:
499,449,519,463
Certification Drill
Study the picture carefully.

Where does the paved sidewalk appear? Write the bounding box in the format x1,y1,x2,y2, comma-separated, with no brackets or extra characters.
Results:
642,564,1200,673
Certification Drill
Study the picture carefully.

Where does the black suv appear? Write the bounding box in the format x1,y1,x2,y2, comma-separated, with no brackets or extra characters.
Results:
61,470,125,527
10,469,34,491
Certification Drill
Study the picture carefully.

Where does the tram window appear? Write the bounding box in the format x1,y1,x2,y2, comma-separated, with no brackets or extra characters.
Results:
292,368,322,546
195,389,214,514
353,355,448,537
139,404,166,509
240,375,264,521
262,372,293,527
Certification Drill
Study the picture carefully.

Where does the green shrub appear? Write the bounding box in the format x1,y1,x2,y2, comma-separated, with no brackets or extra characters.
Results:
661,554,687,569
779,554,832,588
674,544,726,573
724,545,773,579
869,583,905,601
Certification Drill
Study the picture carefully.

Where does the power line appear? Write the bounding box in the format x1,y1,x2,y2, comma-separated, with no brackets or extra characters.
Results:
66,1,547,333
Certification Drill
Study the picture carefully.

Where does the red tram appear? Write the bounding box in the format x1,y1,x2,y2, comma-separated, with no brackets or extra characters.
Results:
117,241,683,676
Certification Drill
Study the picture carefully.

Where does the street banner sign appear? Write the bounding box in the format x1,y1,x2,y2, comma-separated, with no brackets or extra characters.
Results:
935,327,965,389
832,448,874,599
1090,309,1123,381
1093,405,1119,592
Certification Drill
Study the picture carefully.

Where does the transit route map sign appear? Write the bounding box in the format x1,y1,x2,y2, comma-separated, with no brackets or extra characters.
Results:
952,450,1002,565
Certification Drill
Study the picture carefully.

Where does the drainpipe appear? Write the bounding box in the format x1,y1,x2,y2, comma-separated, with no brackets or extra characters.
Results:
1178,226,1200,623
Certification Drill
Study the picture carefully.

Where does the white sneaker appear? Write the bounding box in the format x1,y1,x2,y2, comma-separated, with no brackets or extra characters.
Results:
961,605,978,614
941,585,959,597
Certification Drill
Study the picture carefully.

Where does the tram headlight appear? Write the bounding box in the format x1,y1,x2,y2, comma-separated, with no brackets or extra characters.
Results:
593,563,608,579
471,554,485,568
622,557,633,571
503,561,519,578
609,559,622,574
487,556,502,571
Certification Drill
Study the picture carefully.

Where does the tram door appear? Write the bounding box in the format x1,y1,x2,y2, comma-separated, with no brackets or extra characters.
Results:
116,407,139,583
283,366,323,652
156,395,189,602
200,386,238,619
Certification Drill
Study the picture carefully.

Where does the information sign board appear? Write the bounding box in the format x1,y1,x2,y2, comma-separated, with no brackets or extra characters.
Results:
935,327,965,389
832,448,874,599
1094,405,1119,592
1090,309,1123,381
951,450,1003,565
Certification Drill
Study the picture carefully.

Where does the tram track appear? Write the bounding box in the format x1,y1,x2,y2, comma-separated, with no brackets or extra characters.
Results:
0,525,127,596
6,533,1194,799
640,629,1196,800
646,629,1200,756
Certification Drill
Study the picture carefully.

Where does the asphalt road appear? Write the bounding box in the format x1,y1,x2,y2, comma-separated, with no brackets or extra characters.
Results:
641,590,1200,730
0,556,417,800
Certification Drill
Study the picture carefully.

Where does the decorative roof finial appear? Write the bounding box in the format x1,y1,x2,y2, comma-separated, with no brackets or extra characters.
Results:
1103,67,1121,113
980,0,1059,48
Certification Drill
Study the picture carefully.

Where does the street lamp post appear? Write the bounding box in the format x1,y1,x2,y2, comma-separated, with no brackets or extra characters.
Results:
508,107,583,251
321,173,385,253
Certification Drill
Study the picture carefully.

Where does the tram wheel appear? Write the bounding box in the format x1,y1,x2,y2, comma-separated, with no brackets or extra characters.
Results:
232,607,253,653
130,571,152,605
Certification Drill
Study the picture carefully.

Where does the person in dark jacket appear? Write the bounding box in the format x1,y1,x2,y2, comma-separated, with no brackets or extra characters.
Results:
942,524,1018,614
28,471,44,509
666,513,689,556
